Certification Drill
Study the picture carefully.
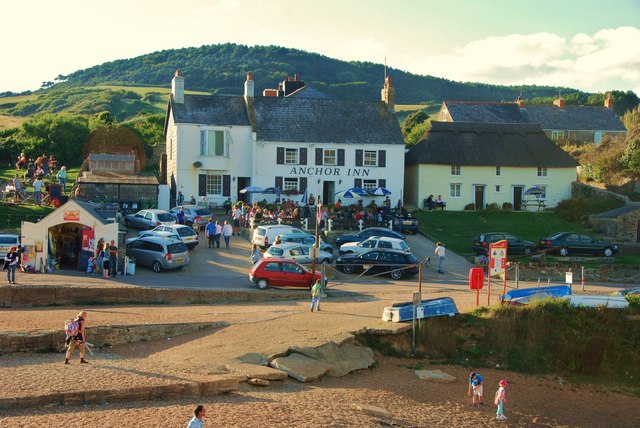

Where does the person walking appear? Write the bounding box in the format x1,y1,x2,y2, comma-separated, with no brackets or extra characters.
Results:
101,242,110,279
108,240,118,278
4,246,19,284
214,220,222,248
64,311,89,364
204,218,216,248
33,176,44,206
310,279,322,312
467,372,485,407
249,244,262,264
56,166,67,193
232,204,242,235
494,379,508,421
187,404,206,428
95,238,105,276
434,242,446,274
222,220,233,249
176,207,186,225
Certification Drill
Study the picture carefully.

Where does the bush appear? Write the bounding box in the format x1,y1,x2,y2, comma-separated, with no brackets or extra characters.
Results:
502,202,513,211
464,203,475,211
555,196,625,224
484,203,501,213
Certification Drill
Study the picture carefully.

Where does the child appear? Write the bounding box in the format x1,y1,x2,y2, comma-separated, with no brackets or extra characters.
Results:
468,372,484,407
494,379,508,421
86,257,95,275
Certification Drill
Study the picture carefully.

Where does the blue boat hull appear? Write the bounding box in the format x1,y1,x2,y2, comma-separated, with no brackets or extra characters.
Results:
503,285,571,304
383,297,459,322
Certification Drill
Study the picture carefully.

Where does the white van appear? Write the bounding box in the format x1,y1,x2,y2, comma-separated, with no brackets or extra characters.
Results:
252,225,303,248
0,234,20,258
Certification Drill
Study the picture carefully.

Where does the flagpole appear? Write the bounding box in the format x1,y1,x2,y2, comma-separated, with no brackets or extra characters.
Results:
310,202,321,283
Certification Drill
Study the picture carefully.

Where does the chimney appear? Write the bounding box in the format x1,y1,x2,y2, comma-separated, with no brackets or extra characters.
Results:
171,69,184,104
604,92,614,109
553,97,565,110
244,71,254,101
516,95,526,109
381,75,395,112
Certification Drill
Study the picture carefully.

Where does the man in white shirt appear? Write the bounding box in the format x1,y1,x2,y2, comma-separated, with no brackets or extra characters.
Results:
232,205,242,235
186,404,205,428
434,241,446,274
222,220,234,249
33,177,44,206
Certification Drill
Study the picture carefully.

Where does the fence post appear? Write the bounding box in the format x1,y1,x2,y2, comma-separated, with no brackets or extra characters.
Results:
327,218,332,233
358,219,364,231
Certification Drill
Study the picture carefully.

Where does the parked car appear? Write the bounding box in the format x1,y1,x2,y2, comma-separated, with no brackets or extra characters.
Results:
124,209,176,230
387,209,419,234
145,224,199,249
278,232,334,254
335,227,405,249
252,224,304,248
249,257,326,289
473,232,537,256
265,242,334,264
170,205,213,228
336,249,419,280
0,234,20,258
339,236,409,255
125,231,181,246
125,236,190,272
538,232,619,257
613,287,640,296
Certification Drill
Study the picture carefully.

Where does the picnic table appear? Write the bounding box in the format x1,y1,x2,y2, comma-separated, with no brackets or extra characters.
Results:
522,199,547,211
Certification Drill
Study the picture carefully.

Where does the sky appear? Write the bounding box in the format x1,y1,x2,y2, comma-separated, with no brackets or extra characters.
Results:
2,0,639,95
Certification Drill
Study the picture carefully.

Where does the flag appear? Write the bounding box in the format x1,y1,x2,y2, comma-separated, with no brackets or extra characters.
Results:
317,203,322,223
301,188,308,204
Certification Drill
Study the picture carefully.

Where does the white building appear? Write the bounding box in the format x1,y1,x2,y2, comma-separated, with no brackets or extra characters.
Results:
164,71,406,207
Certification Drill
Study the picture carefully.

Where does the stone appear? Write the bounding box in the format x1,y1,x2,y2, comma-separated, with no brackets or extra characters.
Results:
293,342,375,377
270,353,331,382
226,363,288,380
354,403,390,419
248,378,270,386
414,369,456,382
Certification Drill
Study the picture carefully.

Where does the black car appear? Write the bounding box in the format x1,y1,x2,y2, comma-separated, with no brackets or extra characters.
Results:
538,232,619,257
473,232,537,256
387,209,419,234
335,227,405,249
336,249,419,280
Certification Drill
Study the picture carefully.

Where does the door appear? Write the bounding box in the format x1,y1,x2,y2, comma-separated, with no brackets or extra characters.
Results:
237,177,251,203
474,185,485,210
323,181,335,205
513,186,524,211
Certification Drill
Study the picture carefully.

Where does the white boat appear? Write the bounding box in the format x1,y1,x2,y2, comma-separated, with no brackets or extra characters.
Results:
566,295,629,308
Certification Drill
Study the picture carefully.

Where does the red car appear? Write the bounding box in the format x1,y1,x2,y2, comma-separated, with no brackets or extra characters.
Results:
249,258,326,290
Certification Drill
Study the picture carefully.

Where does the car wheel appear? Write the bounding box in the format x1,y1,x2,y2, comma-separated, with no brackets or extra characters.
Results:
524,246,535,256
124,218,132,227
390,269,402,280
342,265,354,274
187,244,196,250
321,258,331,264
152,261,162,273
559,247,569,257
257,279,268,289
603,247,614,257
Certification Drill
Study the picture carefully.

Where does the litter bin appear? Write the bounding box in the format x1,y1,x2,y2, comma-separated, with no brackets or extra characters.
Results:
127,261,136,275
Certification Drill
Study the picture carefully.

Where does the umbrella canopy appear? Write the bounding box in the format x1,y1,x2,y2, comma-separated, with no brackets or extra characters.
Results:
262,187,282,194
346,187,368,196
239,186,264,194
524,186,546,196
335,189,365,199
368,186,392,196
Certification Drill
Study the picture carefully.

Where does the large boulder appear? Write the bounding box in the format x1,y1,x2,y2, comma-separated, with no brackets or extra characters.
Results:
270,353,331,382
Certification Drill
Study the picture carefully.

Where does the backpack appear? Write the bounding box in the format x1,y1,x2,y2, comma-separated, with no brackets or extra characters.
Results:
64,319,80,338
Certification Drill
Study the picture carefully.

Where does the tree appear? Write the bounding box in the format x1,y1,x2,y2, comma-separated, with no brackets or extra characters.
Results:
17,113,89,165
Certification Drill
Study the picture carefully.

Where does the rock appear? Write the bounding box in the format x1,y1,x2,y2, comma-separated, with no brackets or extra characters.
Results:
226,363,288,380
248,378,270,386
414,369,456,382
270,353,331,382
236,352,269,366
293,342,375,377
354,403,390,419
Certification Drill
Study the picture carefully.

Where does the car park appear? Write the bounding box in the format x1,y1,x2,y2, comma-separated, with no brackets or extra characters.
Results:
473,232,537,256
146,224,199,249
0,234,20,258
339,236,409,255
169,205,213,228
335,227,405,249
278,232,334,254
125,236,190,272
538,232,619,257
387,209,419,234
265,242,334,264
252,224,304,248
336,249,419,280
249,257,326,289
124,209,176,230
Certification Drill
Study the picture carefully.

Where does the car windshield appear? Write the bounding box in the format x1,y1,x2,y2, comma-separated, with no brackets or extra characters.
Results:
167,242,188,253
548,233,565,240
157,213,174,221
268,248,284,257
177,227,196,236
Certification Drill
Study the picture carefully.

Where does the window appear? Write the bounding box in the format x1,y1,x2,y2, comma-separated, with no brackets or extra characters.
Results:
363,151,377,167
451,165,461,176
496,166,501,176
285,148,299,164
323,149,337,166
363,179,377,191
283,177,299,191
450,183,461,198
495,185,501,193
206,174,222,195
551,131,565,141
199,130,227,156
537,167,547,177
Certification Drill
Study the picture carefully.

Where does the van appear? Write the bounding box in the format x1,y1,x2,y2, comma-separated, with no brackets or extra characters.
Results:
252,225,303,248
0,234,20,258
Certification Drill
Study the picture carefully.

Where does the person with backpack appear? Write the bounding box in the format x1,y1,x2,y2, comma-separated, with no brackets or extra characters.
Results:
64,311,89,364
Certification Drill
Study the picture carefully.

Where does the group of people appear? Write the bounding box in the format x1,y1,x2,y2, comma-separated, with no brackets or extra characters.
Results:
204,219,234,249
11,155,68,205
467,372,509,421
89,238,119,278
425,194,446,210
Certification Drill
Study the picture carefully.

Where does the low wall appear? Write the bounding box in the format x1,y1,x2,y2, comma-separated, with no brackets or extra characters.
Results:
0,286,308,308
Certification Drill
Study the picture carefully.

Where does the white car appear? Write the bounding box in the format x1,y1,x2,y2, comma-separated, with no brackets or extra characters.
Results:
252,224,304,248
265,242,333,264
338,236,409,255
146,224,200,249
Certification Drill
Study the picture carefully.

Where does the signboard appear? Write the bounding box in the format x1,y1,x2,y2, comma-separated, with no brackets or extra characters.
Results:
63,210,80,221
489,240,508,277
565,271,573,284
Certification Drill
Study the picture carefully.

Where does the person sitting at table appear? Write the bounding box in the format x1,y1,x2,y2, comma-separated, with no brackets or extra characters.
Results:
436,195,446,210
425,194,436,210
23,163,35,181
16,153,28,169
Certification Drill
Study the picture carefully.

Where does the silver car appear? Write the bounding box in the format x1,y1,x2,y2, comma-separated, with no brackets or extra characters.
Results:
170,205,213,228
124,209,176,230
125,236,189,273
265,242,333,264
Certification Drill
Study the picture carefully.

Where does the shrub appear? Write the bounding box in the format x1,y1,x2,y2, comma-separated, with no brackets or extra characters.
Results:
502,202,513,211
484,203,501,213
464,203,475,211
